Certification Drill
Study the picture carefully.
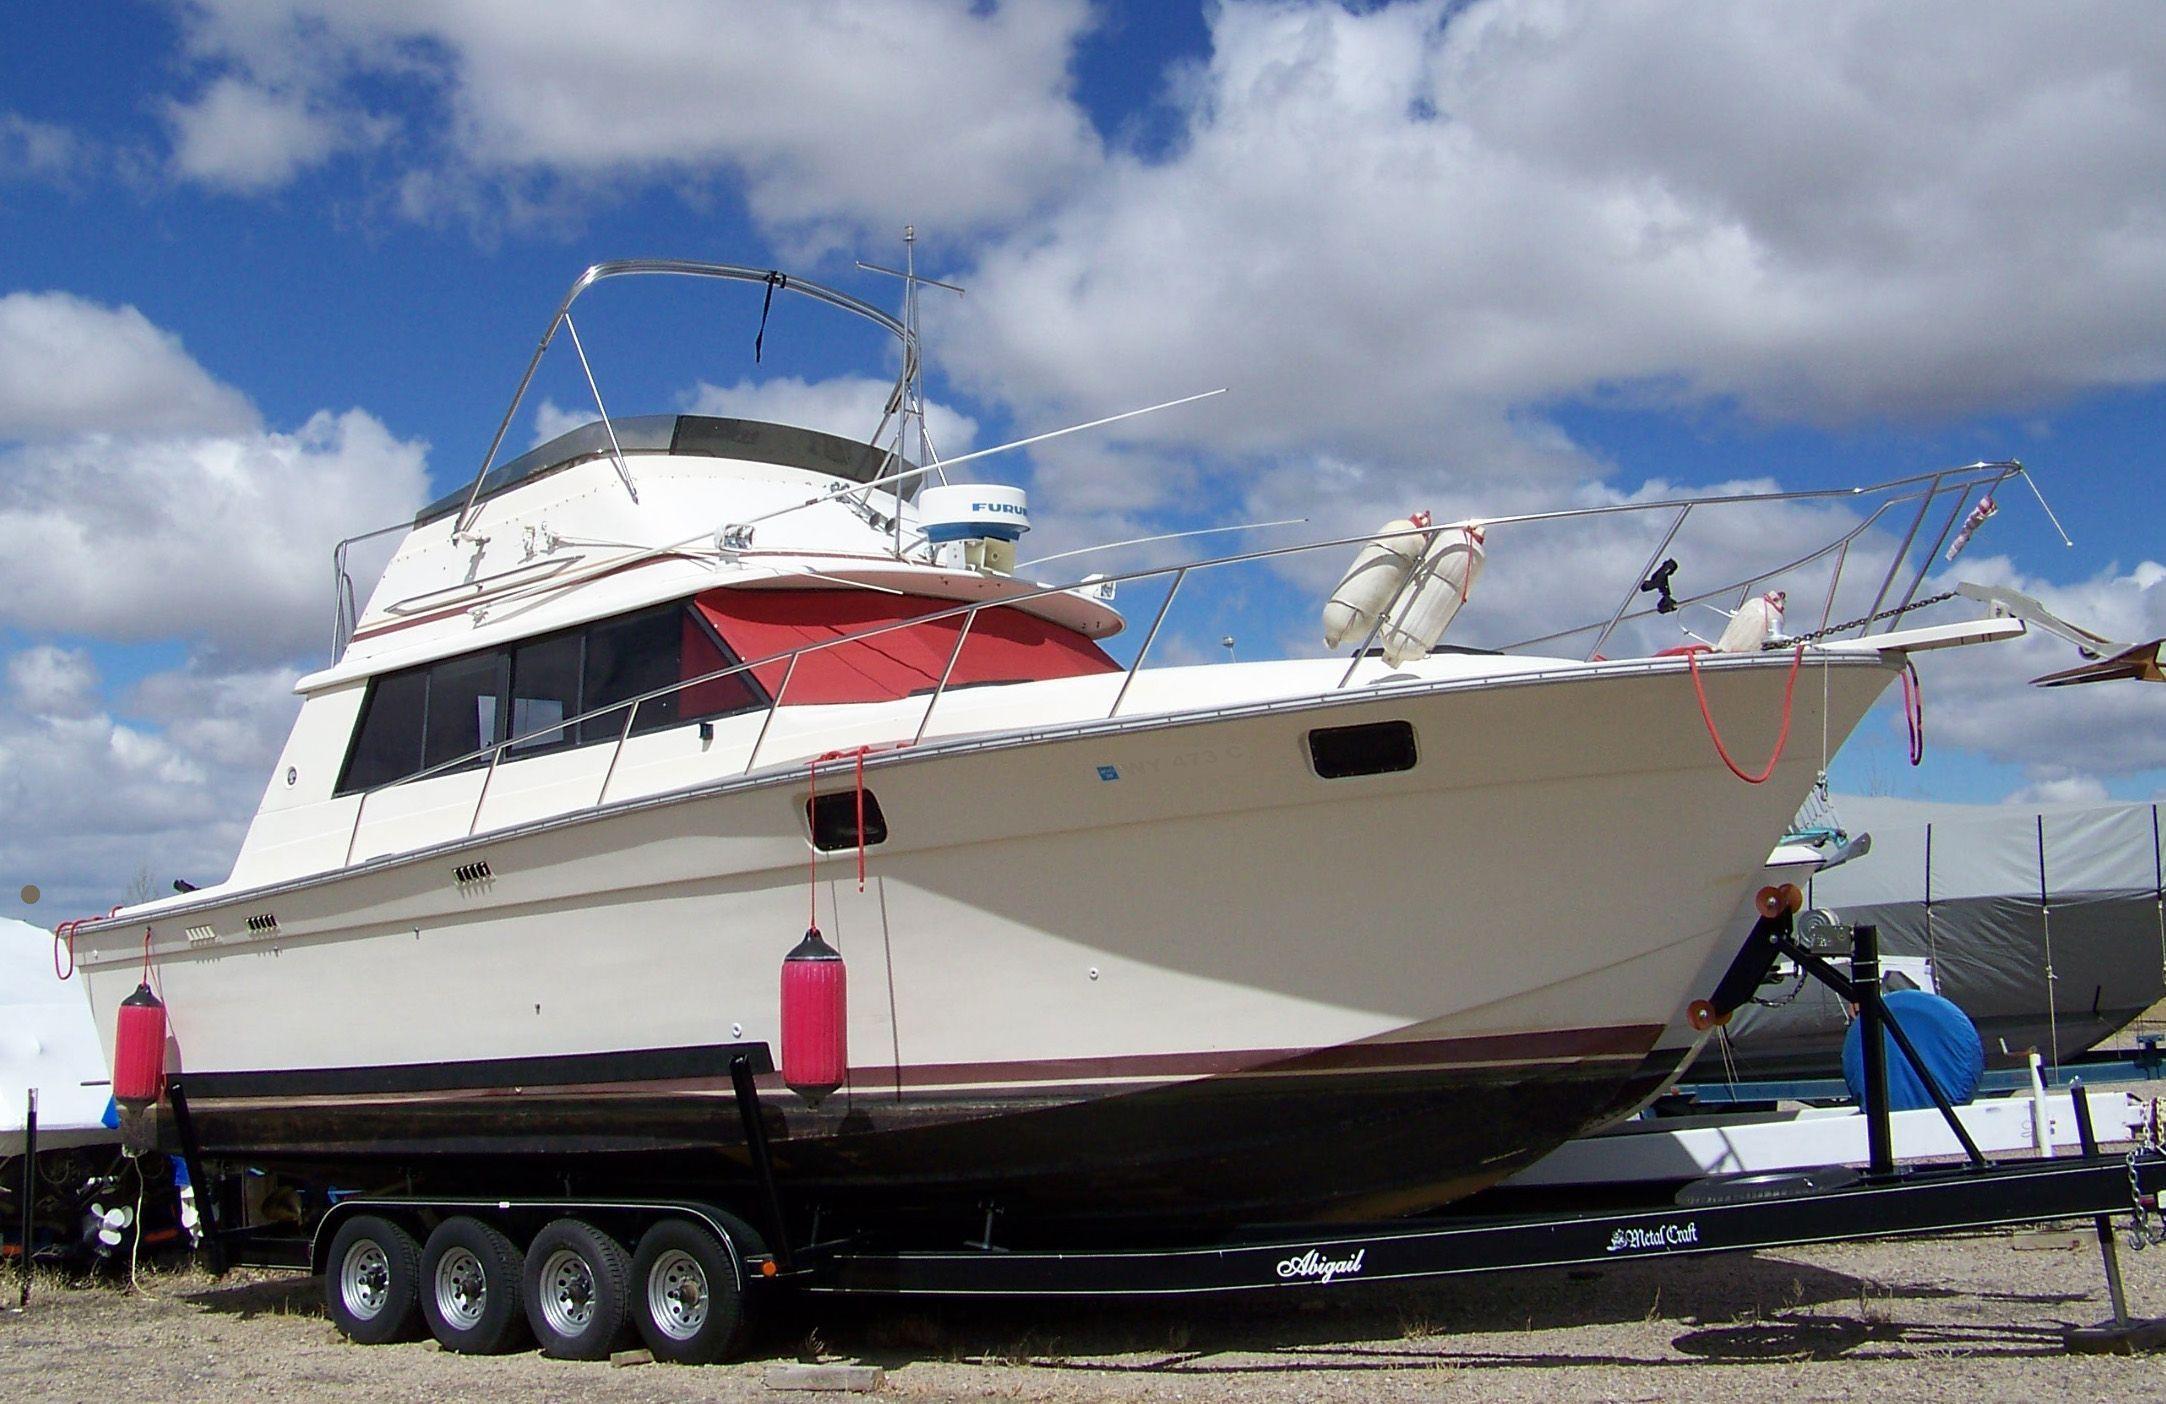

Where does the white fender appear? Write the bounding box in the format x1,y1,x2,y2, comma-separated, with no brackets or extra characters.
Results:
1322,517,1429,648
1715,590,1786,653
1379,528,1487,667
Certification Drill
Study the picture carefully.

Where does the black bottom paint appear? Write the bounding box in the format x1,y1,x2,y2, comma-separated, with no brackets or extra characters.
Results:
161,1055,1679,1241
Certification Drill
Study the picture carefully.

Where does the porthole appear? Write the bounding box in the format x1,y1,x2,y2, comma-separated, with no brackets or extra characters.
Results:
1307,720,1418,779
808,790,889,851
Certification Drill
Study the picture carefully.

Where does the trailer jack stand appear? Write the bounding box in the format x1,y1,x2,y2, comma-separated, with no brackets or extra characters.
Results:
2063,1082,2166,1355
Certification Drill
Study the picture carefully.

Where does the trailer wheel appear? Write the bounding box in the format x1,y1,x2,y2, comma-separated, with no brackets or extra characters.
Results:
324,1215,422,1344
523,1218,632,1360
420,1217,530,1354
630,1218,750,1364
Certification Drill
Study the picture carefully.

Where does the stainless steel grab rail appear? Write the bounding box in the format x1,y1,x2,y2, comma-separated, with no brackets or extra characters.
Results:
329,459,2028,858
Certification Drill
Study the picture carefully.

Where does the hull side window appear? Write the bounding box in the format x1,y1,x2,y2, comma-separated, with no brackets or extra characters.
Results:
1308,720,1418,779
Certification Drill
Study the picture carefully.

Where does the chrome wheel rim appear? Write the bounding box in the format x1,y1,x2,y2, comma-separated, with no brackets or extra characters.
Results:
539,1248,598,1337
433,1246,487,1331
340,1241,391,1321
645,1249,708,1341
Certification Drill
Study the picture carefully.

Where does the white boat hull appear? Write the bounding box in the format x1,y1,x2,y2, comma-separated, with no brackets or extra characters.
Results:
77,653,1893,1226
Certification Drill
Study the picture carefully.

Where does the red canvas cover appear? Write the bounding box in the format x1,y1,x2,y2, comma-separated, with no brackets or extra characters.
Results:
694,588,1119,705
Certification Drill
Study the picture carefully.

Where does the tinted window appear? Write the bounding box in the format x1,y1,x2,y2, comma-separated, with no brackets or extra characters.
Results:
1308,720,1418,779
341,669,428,792
335,600,767,795
509,633,582,754
423,653,506,772
583,607,681,740
680,610,762,720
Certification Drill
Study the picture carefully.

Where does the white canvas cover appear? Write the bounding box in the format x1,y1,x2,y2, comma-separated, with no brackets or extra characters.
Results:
1,917,118,1153
1711,796,2166,1081
1814,795,2163,905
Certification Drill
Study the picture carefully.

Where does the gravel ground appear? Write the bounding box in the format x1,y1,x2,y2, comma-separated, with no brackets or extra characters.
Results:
5,1225,2165,1402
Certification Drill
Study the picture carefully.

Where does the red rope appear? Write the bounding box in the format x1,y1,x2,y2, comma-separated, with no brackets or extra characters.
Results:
140,928,155,986
53,920,77,981
1686,645,1807,785
806,755,820,929
1900,661,1925,766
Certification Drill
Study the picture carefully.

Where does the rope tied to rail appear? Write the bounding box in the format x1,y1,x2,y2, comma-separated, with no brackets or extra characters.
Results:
1685,644,1807,784
754,270,787,363
51,906,121,982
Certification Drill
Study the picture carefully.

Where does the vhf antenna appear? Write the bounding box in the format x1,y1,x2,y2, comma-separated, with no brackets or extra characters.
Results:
859,227,964,555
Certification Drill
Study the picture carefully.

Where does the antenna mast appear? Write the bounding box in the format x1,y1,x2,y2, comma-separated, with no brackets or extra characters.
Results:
859,226,965,554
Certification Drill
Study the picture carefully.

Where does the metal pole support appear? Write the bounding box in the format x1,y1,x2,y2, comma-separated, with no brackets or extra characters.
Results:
1853,923,1897,1177
16,1087,34,1308
165,1078,227,1275
2072,1083,2132,1328
730,1055,793,1273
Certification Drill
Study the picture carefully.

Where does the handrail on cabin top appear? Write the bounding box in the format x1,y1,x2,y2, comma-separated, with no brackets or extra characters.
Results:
335,460,2024,860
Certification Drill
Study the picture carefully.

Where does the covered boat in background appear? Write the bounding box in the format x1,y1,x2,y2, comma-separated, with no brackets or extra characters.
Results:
1707,796,2166,1082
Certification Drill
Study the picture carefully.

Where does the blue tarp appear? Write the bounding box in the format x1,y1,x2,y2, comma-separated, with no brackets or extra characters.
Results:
1842,989,1985,1110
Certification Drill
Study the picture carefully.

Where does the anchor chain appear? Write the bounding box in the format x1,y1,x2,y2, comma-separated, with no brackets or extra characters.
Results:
1777,591,1959,648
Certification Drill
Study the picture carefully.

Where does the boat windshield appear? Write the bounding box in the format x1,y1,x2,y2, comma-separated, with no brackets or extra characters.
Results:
412,414,919,526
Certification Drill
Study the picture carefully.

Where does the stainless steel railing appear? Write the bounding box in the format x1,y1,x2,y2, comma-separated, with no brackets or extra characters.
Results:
339,458,2029,863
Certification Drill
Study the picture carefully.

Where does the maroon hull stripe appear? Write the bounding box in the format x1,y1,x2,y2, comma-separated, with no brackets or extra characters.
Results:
855,1023,1664,1090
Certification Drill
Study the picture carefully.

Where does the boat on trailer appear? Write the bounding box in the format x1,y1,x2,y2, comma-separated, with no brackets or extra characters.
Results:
65,255,2034,1236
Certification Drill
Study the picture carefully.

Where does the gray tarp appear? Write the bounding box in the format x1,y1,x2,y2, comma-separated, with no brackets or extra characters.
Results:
1712,796,2166,1082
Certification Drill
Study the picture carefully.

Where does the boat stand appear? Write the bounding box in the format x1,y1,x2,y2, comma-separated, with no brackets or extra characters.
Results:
8,1088,33,1311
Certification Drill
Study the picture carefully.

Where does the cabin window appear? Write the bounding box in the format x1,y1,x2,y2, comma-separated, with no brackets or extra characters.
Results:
509,633,582,754
335,600,768,795
1307,720,1418,779
423,652,508,772
341,669,429,792
808,790,888,851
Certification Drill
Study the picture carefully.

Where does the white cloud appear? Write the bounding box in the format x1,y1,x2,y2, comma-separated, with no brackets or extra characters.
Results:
166,0,1103,233
0,291,258,439
949,0,2166,459
5,645,98,719
164,77,367,192
0,651,297,918
0,410,430,659
681,375,978,460
527,398,591,448
2005,768,2113,807
0,112,90,183
0,290,430,660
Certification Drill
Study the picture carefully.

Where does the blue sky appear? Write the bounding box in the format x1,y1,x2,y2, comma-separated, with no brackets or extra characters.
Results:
3,1,2164,918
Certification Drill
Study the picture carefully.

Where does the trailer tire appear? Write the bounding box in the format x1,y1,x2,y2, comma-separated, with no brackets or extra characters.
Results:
420,1217,530,1354
631,1218,749,1364
324,1215,422,1345
523,1218,632,1360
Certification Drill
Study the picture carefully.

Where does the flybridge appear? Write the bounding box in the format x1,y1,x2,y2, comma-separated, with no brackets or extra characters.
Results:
409,415,917,528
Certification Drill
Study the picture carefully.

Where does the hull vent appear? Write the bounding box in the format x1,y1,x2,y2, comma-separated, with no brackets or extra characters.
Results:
454,860,494,885
184,924,217,944
245,913,279,933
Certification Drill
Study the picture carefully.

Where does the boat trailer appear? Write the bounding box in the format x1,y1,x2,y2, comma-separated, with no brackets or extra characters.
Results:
34,915,2163,1358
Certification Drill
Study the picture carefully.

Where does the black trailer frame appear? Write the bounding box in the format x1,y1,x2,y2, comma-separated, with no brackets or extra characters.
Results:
800,1151,2164,1297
